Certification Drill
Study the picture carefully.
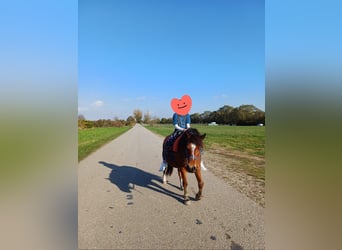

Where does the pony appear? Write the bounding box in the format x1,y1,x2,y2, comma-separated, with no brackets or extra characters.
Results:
162,128,206,205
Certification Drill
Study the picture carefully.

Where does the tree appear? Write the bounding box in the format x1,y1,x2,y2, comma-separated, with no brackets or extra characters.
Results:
150,116,161,124
208,111,219,124
133,109,143,123
112,117,125,127
78,114,87,129
200,111,211,124
160,117,172,124
217,105,234,124
254,110,265,125
94,119,112,127
143,111,151,124
230,108,239,125
126,116,135,126
190,113,201,123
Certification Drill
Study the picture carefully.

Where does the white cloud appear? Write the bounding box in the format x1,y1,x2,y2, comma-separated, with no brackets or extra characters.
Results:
122,97,131,102
78,106,88,112
92,100,104,107
214,94,228,99
136,96,147,101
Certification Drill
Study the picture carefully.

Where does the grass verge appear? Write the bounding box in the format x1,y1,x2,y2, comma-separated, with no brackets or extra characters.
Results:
78,126,132,161
146,124,265,157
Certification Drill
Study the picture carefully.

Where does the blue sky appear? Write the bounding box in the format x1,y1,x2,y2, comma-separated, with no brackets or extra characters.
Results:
78,0,264,120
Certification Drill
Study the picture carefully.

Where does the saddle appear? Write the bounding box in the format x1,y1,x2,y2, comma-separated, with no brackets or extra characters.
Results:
163,132,183,153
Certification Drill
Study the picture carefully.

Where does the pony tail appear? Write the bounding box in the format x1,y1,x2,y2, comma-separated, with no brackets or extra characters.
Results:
165,164,173,176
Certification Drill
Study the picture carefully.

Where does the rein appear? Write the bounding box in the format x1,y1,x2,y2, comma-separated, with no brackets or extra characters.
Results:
186,154,200,161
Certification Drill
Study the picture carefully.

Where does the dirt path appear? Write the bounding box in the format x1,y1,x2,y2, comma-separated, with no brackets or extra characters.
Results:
203,148,265,207
78,124,265,249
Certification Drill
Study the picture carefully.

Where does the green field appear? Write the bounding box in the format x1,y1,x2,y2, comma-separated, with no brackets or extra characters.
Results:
146,124,265,157
78,126,132,161
146,124,265,182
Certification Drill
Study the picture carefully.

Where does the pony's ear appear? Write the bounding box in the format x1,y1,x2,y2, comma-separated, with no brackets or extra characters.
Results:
201,133,206,140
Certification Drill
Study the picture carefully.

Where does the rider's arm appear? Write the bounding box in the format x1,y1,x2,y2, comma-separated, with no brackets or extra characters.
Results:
186,114,191,129
175,124,185,131
173,113,185,131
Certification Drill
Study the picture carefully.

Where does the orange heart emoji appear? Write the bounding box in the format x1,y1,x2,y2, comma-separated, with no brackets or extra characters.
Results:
170,95,192,115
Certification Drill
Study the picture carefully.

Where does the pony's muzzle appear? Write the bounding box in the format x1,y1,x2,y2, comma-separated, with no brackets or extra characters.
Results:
186,165,196,173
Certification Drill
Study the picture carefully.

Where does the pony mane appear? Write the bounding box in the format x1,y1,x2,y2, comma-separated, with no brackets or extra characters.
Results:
184,128,204,148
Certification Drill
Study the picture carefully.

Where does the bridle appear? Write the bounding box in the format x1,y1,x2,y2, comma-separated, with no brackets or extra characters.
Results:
185,142,202,172
180,128,204,172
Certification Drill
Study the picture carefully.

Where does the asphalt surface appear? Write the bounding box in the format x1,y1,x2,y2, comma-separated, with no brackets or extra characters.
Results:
78,124,265,249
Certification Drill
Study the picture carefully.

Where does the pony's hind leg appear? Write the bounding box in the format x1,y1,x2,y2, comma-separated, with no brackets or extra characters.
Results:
177,168,183,190
162,169,167,184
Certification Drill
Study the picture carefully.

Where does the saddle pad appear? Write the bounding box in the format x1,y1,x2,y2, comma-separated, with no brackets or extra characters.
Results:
172,135,182,152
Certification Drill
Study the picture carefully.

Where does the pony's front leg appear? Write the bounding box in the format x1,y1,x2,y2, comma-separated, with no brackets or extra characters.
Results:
180,168,190,205
194,169,204,200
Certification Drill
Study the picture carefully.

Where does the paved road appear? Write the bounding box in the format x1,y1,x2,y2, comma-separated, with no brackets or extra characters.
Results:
78,124,265,250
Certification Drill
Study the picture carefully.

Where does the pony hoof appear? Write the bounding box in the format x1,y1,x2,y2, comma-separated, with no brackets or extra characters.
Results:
184,200,191,205
195,194,202,200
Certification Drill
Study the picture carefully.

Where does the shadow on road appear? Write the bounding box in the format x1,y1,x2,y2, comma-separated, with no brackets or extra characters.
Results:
98,161,185,204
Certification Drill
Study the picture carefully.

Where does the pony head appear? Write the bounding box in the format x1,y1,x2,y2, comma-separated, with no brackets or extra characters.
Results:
184,128,206,172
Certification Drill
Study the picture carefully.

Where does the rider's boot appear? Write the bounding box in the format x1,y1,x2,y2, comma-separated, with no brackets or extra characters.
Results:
159,160,167,172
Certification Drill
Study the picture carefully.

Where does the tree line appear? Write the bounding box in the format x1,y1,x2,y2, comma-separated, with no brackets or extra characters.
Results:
191,104,265,126
78,104,265,129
